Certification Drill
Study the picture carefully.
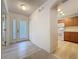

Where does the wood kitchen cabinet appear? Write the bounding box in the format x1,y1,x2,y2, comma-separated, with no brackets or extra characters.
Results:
64,16,78,43
64,16,78,27
64,32,78,43
71,32,78,43
72,16,78,26
64,18,73,27
64,32,71,41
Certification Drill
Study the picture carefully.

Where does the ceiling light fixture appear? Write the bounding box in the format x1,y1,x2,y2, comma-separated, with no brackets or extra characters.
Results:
20,4,30,11
22,5,26,10
20,4,26,10
62,13,65,15
57,9,61,11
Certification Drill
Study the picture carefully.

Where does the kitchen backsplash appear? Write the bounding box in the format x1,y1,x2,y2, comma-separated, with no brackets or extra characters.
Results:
65,26,78,32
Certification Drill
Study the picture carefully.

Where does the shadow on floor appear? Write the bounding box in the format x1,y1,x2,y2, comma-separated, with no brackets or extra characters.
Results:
24,49,60,59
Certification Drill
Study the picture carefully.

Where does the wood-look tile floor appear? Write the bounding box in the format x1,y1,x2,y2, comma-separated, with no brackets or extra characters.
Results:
24,50,59,59
2,41,41,59
2,40,78,59
2,41,59,59
53,40,78,59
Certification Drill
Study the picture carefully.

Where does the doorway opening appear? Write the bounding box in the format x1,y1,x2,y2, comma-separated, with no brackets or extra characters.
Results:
11,14,29,44
53,0,78,59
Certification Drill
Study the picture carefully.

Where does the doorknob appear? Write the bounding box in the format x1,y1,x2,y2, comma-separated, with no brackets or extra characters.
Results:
17,30,19,33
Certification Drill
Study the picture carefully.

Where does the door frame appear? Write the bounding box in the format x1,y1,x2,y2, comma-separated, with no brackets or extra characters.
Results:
1,14,7,45
11,15,29,44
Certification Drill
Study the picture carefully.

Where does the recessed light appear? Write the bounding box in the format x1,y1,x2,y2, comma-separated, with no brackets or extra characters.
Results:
60,11,63,14
20,4,30,11
21,5,26,10
62,13,65,15
57,9,61,11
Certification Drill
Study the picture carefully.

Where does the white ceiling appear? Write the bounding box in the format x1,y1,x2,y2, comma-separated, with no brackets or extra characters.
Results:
6,0,48,16
58,0,78,19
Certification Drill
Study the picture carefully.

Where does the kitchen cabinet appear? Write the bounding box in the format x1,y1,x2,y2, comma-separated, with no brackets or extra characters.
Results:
72,16,78,26
64,18,73,27
71,32,78,43
64,32,71,42
64,16,78,27
64,32,78,43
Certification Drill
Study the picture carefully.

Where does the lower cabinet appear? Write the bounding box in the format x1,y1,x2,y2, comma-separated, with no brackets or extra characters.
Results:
64,32,78,43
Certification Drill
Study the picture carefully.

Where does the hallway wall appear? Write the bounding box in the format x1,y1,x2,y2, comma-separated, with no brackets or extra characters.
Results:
29,0,58,53
50,9,58,52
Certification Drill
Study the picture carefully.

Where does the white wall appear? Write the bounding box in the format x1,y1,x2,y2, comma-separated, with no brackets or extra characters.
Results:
1,0,9,45
29,0,58,53
50,9,58,52
2,0,9,13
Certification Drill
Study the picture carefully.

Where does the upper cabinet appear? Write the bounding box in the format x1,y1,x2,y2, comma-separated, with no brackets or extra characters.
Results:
64,16,78,27
72,16,78,26
64,17,73,27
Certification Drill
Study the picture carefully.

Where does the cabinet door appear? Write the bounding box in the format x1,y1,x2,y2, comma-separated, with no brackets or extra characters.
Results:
71,32,78,43
64,32,78,43
64,32,71,41
64,18,73,27
72,16,78,26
